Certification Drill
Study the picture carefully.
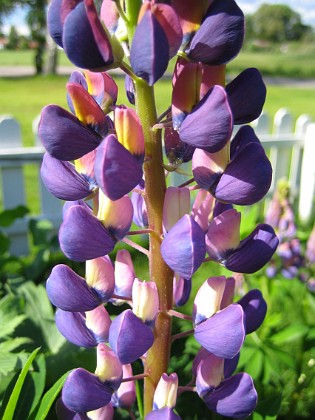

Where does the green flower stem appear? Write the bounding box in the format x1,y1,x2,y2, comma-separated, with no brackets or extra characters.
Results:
135,79,174,415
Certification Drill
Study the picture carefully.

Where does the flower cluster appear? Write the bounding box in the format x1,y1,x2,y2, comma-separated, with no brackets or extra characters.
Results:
41,0,279,418
265,178,315,291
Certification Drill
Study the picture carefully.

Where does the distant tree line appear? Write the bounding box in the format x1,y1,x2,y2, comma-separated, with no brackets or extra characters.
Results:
245,3,314,44
0,2,314,74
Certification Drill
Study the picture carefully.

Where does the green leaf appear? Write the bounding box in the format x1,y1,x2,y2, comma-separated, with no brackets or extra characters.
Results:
254,393,282,417
2,347,40,420
0,231,10,254
0,315,27,339
28,219,53,247
244,349,264,379
12,354,46,420
238,345,257,369
18,282,65,353
0,206,29,227
0,351,19,376
31,371,70,420
271,323,309,345
0,338,32,352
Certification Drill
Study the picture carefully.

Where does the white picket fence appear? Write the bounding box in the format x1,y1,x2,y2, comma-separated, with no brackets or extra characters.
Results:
0,109,315,255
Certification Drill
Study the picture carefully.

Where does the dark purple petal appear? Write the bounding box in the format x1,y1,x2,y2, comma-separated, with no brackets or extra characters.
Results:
194,304,245,359
179,86,233,153
213,201,233,217
161,215,206,279
39,105,101,160
237,289,267,334
224,353,240,378
46,264,101,311
41,153,93,201
95,135,143,201
62,200,91,220
109,309,154,364
145,407,181,420
214,142,272,205
55,309,98,347
130,10,169,85
226,68,266,124
203,373,257,418
62,368,113,413
125,75,135,105
47,0,63,47
63,0,114,70
188,0,244,65
55,398,88,419
173,276,192,307
230,125,261,158
131,187,148,228
225,224,279,273
59,205,116,261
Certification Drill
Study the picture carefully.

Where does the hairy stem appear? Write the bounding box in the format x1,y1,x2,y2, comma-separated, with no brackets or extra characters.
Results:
135,79,174,416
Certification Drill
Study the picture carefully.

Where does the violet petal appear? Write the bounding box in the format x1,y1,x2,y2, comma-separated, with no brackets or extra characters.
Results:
46,264,101,311
59,205,116,261
188,0,244,65
161,214,206,279
109,309,154,364
145,407,181,420
55,309,98,347
95,135,143,201
63,0,114,70
62,368,113,413
226,68,266,124
225,224,279,273
237,289,267,334
130,10,169,85
179,86,232,153
194,304,245,359
47,0,63,48
214,142,272,205
39,105,101,161
41,153,92,201
203,373,257,418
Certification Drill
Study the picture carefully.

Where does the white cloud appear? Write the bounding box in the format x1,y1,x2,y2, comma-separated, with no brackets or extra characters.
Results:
2,24,30,36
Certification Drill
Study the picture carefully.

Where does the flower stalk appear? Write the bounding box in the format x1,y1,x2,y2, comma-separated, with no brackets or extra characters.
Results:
135,79,174,414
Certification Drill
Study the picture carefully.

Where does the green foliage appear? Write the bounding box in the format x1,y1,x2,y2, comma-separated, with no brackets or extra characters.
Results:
6,26,19,50
248,4,312,43
1,347,40,420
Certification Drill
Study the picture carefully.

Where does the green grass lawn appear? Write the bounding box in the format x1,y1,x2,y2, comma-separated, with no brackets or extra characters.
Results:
0,72,314,215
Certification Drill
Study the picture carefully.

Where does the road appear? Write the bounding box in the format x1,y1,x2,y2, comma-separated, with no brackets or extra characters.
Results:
1,66,315,88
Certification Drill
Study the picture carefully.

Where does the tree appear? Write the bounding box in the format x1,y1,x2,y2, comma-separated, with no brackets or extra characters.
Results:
250,3,312,43
6,25,19,49
0,0,48,74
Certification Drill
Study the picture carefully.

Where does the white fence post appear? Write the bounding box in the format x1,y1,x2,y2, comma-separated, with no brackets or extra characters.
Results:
33,115,64,229
299,123,315,222
0,115,29,254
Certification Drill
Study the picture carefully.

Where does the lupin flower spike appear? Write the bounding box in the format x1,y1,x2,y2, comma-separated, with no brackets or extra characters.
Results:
41,1,279,417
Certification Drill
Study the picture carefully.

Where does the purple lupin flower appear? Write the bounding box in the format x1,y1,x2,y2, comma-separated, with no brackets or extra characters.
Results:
40,1,278,417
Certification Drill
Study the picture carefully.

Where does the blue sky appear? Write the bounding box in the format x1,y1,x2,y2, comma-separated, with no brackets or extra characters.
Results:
2,0,315,35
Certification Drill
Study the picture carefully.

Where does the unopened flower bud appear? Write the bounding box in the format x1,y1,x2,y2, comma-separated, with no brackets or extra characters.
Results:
95,343,122,389
153,373,178,410
132,279,159,324
163,187,190,232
